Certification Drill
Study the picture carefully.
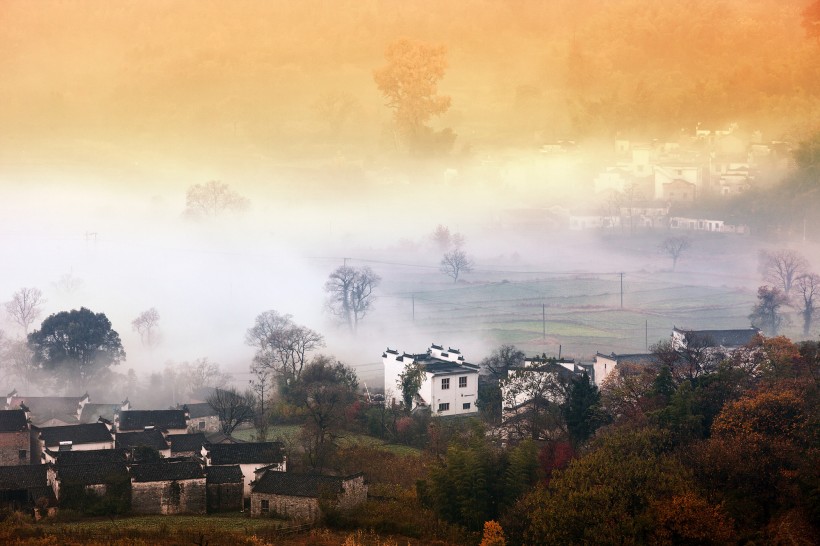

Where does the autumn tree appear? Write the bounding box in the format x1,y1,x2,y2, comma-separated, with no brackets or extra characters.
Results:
440,248,474,282
184,181,249,219
28,307,125,391
660,237,691,271
749,286,790,336
373,38,455,154
694,387,814,529
794,273,819,336
131,307,160,347
245,310,324,385
324,265,381,333
207,387,254,435
759,249,809,297
5,287,45,335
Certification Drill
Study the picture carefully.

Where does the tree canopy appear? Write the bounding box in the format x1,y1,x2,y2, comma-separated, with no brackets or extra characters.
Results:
28,307,125,391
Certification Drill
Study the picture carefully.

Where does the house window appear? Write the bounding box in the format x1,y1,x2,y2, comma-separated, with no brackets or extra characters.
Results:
458,376,467,388
462,403,471,410
261,499,270,513
438,403,450,412
198,421,206,430
18,450,26,461
441,378,450,390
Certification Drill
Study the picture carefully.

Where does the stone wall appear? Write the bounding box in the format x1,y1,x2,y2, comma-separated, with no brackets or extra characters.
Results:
0,431,30,465
131,478,206,515
250,493,320,522
206,483,243,513
338,475,367,509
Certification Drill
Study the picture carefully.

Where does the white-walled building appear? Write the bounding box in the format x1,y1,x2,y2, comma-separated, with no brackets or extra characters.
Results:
382,343,480,416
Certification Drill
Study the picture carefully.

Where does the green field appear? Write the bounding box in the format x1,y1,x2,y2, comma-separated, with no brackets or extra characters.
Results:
374,271,761,360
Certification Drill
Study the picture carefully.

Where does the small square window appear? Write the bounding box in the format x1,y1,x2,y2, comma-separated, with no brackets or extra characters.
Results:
441,378,450,390
198,421,206,430
459,376,467,388
438,403,450,412
463,403,471,410
18,450,27,461
261,499,269,513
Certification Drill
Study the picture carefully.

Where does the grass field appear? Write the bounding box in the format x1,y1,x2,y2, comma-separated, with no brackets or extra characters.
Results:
232,425,420,456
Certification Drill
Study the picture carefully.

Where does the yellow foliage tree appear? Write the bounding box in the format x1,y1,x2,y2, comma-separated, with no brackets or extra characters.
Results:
479,520,506,546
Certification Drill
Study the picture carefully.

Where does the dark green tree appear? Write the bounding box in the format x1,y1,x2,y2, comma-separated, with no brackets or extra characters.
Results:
397,361,425,412
562,373,604,446
749,285,789,336
28,307,125,391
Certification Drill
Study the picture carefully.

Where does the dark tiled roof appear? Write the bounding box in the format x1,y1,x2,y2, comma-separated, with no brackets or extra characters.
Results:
115,429,169,451
168,433,207,454
674,327,760,348
0,409,28,432
56,463,129,486
416,356,480,375
205,442,284,465
205,465,243,484
131,461,204,482
184,403,217,419
79,403,122,424
596,353,660,365
252,470,361,497
9,396,84,417
38,423,113,447
0,464,49,490
118,410,188,431
48,448,128,466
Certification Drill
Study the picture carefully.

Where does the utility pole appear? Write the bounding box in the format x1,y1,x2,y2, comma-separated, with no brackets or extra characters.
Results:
542,303,546,340
620,272,624,309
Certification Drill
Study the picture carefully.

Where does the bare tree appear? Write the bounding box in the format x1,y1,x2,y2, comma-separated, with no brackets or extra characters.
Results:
759,249,809,297
324,266,381,332
440,248,474,282
5,287,45,335
131,307,160,347
248,365,272,441
795,273,820,336
245,310,325,383
184,181,249,219
176,358,231,401
207,387,254,435
53,273,83,294
659,237,691,270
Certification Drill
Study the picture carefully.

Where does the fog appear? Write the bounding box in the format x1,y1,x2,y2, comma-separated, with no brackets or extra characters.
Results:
2,1,820,401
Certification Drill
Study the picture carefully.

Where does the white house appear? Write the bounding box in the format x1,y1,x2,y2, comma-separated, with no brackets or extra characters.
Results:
592,353,659,388
382,343,480,416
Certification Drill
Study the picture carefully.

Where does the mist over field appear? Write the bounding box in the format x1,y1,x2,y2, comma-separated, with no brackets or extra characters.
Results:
2,0,820,400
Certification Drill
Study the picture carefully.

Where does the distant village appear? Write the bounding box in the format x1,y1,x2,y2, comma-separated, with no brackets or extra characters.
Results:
491,125,791,236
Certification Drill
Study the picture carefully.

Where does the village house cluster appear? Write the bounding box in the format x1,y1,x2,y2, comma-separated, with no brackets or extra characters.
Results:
0,397,366,522
495,129,789,235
